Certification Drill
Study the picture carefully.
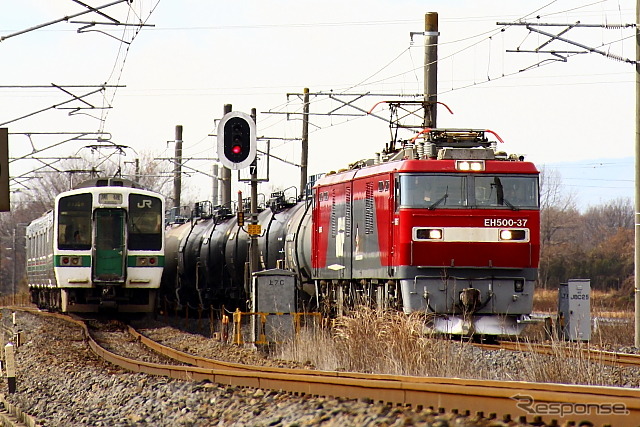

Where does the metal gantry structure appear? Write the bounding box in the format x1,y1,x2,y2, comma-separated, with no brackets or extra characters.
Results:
0,0,154,43
497,8,640,348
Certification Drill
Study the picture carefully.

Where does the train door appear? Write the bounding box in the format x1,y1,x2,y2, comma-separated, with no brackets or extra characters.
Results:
93,209,126,282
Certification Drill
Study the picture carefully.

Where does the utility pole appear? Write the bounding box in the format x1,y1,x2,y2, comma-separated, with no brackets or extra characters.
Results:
212,164,219,206
635,0,640,348
133,159,140,182
250,108,260,275
173,125,183,210
299,88,310,199
11,228,15,305
221,104,233,209
424,12,438,128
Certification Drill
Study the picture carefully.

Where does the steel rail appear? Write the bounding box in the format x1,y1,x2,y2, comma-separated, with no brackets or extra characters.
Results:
126,327,640,426
10,308,640,426
477,341,640,368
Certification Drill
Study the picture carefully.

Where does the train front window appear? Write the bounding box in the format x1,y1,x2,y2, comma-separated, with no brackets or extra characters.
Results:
57,193,92,250
473,175,539,209
399,174,466,209
128,194,163,250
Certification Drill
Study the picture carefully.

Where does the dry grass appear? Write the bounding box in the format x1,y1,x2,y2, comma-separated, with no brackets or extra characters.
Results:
277,307,482,378
277,306,635,387
531,287,635,348
517,339,620,385
534,287,633,313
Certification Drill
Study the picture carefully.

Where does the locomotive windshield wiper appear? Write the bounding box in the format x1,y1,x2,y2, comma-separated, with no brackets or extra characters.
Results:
502,196,519,211
428,193,448,210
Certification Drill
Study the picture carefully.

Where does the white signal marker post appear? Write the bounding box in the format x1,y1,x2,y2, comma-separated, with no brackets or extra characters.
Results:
5,343,16,393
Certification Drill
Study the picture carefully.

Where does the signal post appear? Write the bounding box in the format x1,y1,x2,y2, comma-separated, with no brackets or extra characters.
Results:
217,110,261,284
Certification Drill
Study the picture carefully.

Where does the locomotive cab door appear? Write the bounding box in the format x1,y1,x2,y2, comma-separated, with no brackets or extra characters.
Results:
93,209,126,283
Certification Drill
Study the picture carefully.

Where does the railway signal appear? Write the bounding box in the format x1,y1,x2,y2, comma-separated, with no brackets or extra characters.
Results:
217,111,256,170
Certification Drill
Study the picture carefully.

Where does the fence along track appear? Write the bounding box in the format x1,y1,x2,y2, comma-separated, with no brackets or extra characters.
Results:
12,308,640,426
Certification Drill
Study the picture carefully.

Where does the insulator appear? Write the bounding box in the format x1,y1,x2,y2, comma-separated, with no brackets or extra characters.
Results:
426,143,437,158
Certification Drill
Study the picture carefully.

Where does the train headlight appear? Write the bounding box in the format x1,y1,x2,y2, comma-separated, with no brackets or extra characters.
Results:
514,279,525,292
456,160,485,171
499,229,527,241
414,228,443,240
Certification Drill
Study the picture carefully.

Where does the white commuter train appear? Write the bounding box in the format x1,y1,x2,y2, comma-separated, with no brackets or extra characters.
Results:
26,177,165,313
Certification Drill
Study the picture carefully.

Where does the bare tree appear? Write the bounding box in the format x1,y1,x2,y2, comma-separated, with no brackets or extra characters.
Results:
538,167,580,288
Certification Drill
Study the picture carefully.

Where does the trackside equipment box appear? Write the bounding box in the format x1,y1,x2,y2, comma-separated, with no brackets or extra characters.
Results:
558,279,591,341
251,269,297,344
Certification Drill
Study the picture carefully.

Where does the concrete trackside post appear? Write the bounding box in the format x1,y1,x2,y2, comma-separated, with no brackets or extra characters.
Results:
4,343,16,393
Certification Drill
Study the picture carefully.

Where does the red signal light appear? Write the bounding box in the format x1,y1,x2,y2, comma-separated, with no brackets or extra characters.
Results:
232,145,242,154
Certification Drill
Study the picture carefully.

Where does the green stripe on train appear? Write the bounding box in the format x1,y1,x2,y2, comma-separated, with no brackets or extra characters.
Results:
54,255,92,267
53,255,164,267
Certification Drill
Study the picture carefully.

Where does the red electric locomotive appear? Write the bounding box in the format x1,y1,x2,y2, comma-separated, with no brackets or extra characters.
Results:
163,127,539,336
312,129,539,335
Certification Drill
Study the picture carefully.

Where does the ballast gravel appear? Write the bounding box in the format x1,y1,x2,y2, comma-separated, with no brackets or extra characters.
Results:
1,309,638,426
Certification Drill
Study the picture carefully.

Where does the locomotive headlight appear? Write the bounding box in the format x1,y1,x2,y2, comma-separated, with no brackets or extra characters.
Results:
456,160,485,171
428,229,442,239
499,229,527,241
414,228,443,240
514,279,525,292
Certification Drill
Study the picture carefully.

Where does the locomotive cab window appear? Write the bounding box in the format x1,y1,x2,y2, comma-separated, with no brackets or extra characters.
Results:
128,194,163,250
473,175,539,209
57,193,92,250
399,174,466,209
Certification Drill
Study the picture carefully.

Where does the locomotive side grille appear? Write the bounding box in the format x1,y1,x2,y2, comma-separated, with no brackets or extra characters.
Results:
331,189,336,238
365,182,374,234
345,186,352,237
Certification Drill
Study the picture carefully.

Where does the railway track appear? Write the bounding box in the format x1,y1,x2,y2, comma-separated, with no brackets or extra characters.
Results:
477,340,640,368
5,307,640,426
